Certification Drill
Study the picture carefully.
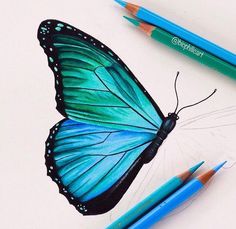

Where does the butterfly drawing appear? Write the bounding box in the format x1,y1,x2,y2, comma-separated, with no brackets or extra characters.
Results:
37,20,216,215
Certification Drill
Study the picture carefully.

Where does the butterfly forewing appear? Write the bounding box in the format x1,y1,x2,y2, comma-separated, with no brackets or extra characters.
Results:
38,20,164,132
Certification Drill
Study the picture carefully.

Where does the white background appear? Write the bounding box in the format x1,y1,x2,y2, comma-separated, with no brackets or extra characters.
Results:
1,0,236,229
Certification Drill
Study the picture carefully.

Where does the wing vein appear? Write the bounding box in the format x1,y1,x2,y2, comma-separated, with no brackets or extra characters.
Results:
94,70,159,130
109,68,160,128
68,115,157,131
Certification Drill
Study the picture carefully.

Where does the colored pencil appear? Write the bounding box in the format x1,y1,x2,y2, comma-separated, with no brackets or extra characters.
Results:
106,161,204,229
115,0,236,66
124,17,236,79
129,161,227,229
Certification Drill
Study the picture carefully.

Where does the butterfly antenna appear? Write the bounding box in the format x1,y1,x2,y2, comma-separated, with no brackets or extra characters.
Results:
174,71,180,113
177,89,217,115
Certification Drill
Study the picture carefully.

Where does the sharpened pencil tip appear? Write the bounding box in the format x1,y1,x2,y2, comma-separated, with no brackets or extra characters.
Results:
213,161,227,172
198,161,226,185
123,16,140,26
178,161,204,181
114,0,127,7
189,161,205,174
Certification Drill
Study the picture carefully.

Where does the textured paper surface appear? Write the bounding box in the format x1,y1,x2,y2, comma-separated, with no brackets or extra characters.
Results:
1,0,236,228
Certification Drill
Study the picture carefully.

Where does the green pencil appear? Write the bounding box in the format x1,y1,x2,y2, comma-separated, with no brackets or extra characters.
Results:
106,161,204,229
124,16,236,79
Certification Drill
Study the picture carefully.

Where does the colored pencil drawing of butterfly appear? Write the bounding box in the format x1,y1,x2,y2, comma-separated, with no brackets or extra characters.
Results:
37,20,216,216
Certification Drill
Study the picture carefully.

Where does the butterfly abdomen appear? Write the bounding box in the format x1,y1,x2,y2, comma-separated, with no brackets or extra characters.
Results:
141,132,167,163
142,114,177,163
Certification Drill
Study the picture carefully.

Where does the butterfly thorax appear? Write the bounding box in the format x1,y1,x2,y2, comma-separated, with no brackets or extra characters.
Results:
160,113,178,134
141,113,178,164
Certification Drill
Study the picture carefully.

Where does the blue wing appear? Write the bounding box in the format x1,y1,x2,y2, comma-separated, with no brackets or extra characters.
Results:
46,119,156,215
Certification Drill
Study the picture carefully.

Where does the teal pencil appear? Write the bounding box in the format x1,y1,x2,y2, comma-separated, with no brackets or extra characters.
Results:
123,16,236,79
106,161,204,229
129,161,226,229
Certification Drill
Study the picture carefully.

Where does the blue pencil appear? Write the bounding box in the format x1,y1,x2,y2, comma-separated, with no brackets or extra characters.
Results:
115,0,236,66
129,161,227,229
107,162,204,229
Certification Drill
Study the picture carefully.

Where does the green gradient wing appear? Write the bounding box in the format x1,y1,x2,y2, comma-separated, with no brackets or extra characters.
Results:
38,20,164,133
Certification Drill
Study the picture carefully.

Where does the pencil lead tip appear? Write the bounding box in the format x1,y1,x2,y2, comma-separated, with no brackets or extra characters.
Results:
123,16,140,26
189,161,205,174
114,0,127,7
213,161,227,172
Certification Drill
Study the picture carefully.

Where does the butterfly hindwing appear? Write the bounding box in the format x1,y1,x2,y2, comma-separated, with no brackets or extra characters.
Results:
46,119,156,215
37,20,164,133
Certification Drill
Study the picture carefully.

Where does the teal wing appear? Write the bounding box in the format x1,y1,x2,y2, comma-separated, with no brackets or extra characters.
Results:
46,119,156,215
38,20,164,133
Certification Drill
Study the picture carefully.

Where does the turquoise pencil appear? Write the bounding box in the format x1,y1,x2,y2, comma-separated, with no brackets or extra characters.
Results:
129,161,227,229
115,0,236,66
106,161,204,229
123,16,236,79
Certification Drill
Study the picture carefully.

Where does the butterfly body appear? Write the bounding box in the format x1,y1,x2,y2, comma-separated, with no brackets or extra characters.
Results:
142,113,178,163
